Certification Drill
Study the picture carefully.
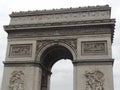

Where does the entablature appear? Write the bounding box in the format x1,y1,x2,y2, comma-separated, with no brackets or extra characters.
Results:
4,19,115,31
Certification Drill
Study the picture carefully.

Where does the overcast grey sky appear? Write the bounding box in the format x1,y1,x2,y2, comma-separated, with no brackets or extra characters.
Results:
0,0,120,90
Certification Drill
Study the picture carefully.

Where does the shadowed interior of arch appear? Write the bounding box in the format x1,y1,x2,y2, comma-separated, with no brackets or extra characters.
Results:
40,44,73,71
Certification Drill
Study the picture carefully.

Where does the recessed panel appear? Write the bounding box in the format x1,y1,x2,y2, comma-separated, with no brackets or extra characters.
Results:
9,44,32,57
81,41,107,55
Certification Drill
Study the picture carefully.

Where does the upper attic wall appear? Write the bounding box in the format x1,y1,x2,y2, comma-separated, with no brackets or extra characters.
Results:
9,5,111,25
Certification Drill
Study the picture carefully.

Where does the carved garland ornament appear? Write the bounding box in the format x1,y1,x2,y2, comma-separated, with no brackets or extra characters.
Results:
85,70,104,90
36,39,77,58
9,71,24,90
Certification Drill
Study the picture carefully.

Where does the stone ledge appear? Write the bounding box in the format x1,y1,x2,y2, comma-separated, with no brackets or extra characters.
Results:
4,19,115,31
73,59,114,65
3,61,52,74
3,61,41,66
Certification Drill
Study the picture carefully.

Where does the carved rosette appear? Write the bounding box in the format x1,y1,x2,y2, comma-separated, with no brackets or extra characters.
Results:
9,71,24,90
84,70,104,90
36,39,77,58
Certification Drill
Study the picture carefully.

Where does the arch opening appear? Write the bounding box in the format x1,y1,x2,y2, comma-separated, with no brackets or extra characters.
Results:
50,59,73,90
40,44,73,71
40,44,74,90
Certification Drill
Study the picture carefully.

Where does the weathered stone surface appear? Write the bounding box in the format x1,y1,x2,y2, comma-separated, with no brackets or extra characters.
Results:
1,66,41,90
85,70,104,90
9,44,32,57
9,5,111,25
81,41,107,55
74,64,114,90
1,5,115,90
9,71,24,90
10,5,110,17
77,35,112,60
5,40,36,61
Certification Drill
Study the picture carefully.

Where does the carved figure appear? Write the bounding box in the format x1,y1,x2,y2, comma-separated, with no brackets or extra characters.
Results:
9,71,24,90
85,70,104,90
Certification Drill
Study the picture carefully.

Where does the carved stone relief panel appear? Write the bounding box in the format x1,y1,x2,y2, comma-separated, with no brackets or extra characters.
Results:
81,41,107,55
84,70,104,90
9,71,24,90
9,44,32,57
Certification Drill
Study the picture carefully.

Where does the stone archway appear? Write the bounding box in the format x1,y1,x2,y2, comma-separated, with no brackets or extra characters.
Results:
39,44,74,90
40,45,73,70
1,5,115,90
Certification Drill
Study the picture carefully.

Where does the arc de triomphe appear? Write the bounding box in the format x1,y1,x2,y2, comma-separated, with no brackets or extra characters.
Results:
1,5,115,90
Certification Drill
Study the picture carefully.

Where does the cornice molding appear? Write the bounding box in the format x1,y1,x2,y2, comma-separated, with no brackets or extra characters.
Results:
4,19,115,31
73,59,114,65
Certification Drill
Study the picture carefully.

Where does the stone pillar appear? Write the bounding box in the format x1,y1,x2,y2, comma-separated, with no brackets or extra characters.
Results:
41,69,51,90
1,62,42,90
73,35,114,90
73,60,114,90
1,39,42,90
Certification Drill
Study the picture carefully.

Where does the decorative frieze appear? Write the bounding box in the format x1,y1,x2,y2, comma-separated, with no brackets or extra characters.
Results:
6,25,113,39
85,70,104,90
81,41,107,55
37,39,77,50
9,44,32,57
9,10,110,25
9,5,111,25
9,71,24,90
